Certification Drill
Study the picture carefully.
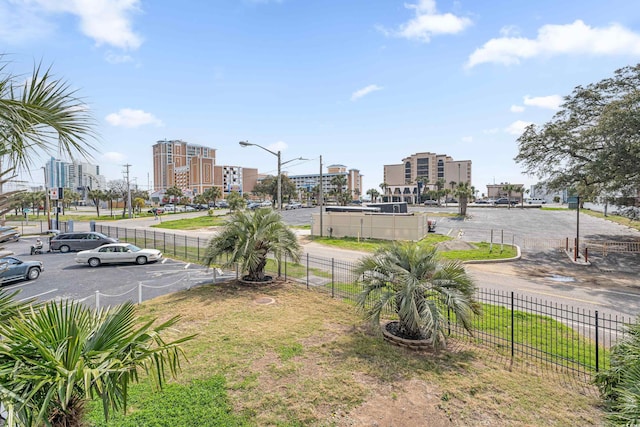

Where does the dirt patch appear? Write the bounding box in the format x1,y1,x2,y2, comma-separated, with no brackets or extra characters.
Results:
436,240,478,251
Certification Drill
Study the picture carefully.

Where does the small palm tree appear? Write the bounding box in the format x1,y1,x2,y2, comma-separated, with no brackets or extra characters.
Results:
454,182,473,216
355,242,480,349
0,292,193,426
203,208,301,281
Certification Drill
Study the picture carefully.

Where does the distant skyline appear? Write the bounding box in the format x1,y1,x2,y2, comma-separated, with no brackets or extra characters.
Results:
4,0,640,194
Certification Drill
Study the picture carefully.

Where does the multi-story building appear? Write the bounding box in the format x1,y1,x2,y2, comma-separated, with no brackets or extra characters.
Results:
286,164,364,202
44,157,106,201
383,152,472,203
486,183,525,201
214,165,259,196
152,139,217,196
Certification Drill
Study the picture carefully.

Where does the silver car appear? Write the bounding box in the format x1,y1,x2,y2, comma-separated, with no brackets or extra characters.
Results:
0,256,43,283
75,243,163,267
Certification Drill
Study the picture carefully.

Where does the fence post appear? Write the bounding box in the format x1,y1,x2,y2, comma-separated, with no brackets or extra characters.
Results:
511,292,515,361
595,310,599,372
138,282,142,304
197,237,200,260
566,237,569,252
585,247,588,263
489,229,493,253
574,238,577,262
306,253,309,289
501,229,504,252
184,235,187,260
331,258,335,298
173,234,176,258
213,268,217,284
95,290,100,310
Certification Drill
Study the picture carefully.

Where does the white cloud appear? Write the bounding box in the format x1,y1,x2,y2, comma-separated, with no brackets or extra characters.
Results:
467,20,640,68
505,120,534,136
510,105,525,113
5,0,142,50
104,52,134,64
351,84,383,101
102,152,126,163
523,95,563,110
105,109,163,128
379,0,471,43
483,128,500,134
270,141,288,152
461,136,473,143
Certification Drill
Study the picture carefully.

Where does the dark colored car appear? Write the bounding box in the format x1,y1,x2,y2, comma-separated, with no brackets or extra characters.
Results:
494,198,517,205
0,256,43,283
49,232,118,253
0,226,20,243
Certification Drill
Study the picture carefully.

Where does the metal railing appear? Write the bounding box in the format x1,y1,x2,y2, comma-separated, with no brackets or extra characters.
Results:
93,225,630,381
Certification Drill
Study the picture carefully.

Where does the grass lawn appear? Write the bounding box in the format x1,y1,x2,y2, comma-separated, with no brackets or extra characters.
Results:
85,282,604,426
581,209,640,232
151,214,228,230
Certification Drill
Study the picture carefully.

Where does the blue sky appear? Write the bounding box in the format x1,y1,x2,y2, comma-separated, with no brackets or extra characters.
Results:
4,0,640,196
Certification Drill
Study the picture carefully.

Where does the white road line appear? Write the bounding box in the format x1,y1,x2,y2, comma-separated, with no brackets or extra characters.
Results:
19,288,58,301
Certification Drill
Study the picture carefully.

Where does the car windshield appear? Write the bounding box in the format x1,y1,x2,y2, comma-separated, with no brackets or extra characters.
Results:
125,244,142,252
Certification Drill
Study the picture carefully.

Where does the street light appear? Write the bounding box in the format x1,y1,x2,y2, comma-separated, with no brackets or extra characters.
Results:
240,141,306,210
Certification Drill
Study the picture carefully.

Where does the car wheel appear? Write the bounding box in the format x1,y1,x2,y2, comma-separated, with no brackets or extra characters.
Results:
136,256,147,265
59,245,70,253
27,267,40,280
88,258,101,267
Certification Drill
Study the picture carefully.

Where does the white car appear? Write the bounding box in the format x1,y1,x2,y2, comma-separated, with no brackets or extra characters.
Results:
75,243,163,267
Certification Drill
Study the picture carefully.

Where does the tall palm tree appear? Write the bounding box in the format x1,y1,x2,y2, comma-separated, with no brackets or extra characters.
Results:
454,182,473,216
165,186,183,212
203,209,301,281
354,242,480,349
0,293,193,426
88,189,105,217
366,188,380,203
330,175,348,205
379,182,388,202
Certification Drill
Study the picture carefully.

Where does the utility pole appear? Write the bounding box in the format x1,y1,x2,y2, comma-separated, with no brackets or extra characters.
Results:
124,164,133,218
319,155,323,237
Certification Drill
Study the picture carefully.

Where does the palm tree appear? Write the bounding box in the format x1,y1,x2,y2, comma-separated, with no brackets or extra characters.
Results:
165,186,183,212
366,188,380,203
88,189,105,217
354,242,480,349
379,182,388,202
453,182,473,216
203,209,301,282
0,292,193,426
225,191,245,212
330,175,348,205
202,186,222,207
0,57,96,172
501,184,519,210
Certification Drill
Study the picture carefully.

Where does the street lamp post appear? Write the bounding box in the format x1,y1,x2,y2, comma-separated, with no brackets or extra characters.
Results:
240,141,281,209
239,141,306,210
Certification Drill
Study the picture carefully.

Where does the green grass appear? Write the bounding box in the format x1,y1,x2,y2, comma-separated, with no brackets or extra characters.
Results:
80,283,603,426
309,233,452,253
151,215,228,230
581,209,640,232
439,242,518,261
86,376,251,427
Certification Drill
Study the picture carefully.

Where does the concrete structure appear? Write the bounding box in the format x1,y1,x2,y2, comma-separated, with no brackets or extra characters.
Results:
216,165,259,197
383,152,472,204
311,211,433,241
152,139,216,195
286,164,364,202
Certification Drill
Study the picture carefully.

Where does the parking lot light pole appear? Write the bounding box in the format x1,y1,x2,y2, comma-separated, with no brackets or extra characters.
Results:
240,141,282,210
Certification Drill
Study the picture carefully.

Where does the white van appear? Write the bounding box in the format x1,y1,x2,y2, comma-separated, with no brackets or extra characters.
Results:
527,198,547,205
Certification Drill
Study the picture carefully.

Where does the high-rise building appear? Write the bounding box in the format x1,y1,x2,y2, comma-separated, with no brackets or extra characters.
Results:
383,152,472,203
285,164,363,201
152,139,217,196
44,157,106,201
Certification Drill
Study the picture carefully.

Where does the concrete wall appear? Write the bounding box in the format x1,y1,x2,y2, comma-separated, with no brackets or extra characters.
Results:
311,211,432,241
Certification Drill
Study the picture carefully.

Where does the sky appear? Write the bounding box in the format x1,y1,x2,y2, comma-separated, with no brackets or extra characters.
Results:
3,0,640,196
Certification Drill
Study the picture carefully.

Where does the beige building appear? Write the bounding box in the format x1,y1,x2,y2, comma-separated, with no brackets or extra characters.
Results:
486,183,525,201
383,152,472,203
153,139,217,195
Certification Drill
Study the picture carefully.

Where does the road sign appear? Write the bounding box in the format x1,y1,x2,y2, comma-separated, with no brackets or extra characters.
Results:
49,188,58,200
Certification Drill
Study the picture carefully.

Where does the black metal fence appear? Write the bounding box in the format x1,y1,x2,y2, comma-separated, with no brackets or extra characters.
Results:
95,225,630,381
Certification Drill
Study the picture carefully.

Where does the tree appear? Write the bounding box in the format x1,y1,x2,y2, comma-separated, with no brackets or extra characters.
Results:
515,64,640,201
165,186,183,212
225,191,245,212
454,182,473,216
354,242,480,349
379,182,388,202
366,188,380,203
330,175,348,205
202,209,301,282
202,186,222,207
501,184,519,209
87,189,104,217
0,291,193,426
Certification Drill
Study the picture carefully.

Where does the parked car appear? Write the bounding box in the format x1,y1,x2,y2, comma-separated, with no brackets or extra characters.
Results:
0,256,43,283
285,202,302,210
494,198,518,206
474,199,491,205
247,202,261,210
423,200,439,206
75,243,163,267
0,226,20,243
216,201,229,208
49,232,118,253
445,198,458,204
148,207,165,214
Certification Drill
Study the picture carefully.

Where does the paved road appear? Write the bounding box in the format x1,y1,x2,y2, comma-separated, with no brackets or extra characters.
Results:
5,206,640,320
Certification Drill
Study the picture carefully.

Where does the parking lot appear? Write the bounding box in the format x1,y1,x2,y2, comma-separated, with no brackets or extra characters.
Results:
0,237,226,307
